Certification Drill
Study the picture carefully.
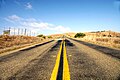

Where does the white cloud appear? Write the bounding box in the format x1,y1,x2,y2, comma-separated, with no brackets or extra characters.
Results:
8,15,21,20
47,25,71,33
22,22,51,29
5,15,21,22
22,21,71,33
5,15,71,34
25,2,32,9
25,18,37,22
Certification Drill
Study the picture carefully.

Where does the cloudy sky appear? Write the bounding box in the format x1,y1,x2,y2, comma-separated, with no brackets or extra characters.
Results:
0,0,120,35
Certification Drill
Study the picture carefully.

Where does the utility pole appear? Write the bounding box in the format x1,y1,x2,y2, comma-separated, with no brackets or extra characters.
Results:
24,29,26,36
18,28,19,35
9,27,11,35
21,28,23,35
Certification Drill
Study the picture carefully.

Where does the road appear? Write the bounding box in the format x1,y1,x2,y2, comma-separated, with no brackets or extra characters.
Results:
0,38,120,80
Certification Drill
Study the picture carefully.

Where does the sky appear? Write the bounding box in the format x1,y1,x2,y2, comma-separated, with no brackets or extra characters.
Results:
0,0,120,35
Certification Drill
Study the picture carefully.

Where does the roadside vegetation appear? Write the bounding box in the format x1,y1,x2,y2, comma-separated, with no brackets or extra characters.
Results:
74,33,86,38
37,34,46,39
73,31,120,49
0,35,54,53
0,35,44,49
47,36,52,38
37,34,53,39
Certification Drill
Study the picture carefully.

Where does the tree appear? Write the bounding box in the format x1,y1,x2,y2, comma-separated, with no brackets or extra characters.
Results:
74,33,86,38
37,34,44,37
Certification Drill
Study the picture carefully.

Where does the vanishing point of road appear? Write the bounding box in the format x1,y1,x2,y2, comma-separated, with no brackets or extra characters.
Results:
0,38,120,80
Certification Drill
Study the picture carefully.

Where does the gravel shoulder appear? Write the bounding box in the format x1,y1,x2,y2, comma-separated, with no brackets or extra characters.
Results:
66,38,120,80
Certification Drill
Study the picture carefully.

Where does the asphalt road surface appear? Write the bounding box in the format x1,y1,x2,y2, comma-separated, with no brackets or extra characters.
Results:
0,38,120,80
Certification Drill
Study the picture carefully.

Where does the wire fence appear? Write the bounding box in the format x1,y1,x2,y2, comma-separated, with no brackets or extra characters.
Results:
0,27,37,36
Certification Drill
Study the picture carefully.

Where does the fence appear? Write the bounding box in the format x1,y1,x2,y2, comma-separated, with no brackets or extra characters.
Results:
0,27,37,36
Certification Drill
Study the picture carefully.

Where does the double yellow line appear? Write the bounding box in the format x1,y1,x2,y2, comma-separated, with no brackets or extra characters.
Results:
50,40,70,80
63,40,70,80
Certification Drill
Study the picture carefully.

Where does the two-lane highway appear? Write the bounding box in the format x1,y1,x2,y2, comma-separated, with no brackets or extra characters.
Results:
0,38,120,80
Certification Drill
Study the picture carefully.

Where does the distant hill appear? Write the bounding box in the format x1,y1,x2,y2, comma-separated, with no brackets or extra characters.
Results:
84,31,120,38
47,31,120,39
64,32,76,37
48,34,63,38
65,31,120,38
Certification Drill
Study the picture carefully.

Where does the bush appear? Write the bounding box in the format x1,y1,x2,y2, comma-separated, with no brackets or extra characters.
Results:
74,33,86,38
48,36,52,38
114,39,120,44
37,34,44,37
42,36,46,39
37,34,47,39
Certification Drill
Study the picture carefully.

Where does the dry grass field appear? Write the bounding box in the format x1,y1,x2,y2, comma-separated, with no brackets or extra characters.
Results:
66,31,120,49
0,35,44,49
0,35,51,53
80,37,120,49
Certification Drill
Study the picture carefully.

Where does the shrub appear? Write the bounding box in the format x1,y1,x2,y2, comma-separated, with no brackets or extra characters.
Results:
48,36,52,38
103,34,106,37
74,33,86,38
42,36,45,39
114,39,120,44
37,34,44,37
96,38,109,42
37,34,46,39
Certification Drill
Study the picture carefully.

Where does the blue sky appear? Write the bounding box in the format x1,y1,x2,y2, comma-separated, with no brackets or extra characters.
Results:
0,0,120,35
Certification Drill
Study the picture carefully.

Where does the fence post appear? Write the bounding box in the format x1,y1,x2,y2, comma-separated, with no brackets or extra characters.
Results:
18,28,20,35
24,29,26,36
9,27,11,35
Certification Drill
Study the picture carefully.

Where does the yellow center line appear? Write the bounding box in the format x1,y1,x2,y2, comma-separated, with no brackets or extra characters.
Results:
63,41,70,80
50,40,63,80
50,40,70,80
